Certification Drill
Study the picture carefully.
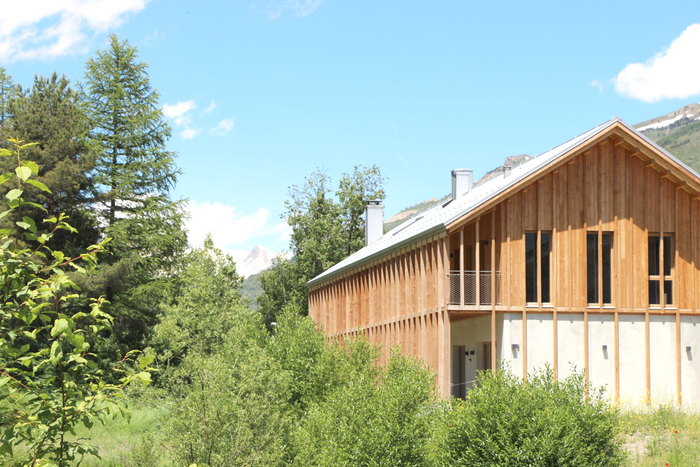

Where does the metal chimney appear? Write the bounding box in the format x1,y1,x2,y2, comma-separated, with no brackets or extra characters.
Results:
365,200,383,246
451,169,474,200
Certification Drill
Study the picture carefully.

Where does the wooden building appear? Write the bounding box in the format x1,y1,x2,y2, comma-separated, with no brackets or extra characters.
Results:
307,118,700,406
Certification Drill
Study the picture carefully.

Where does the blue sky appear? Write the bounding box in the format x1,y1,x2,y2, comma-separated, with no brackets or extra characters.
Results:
2,0,700,256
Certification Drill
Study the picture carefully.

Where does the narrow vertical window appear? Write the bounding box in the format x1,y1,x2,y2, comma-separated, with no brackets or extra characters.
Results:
602,233,612,304
525,231,551,304
587,233,598,304
587,232,613,305
540,232,551,303
525,233,537,303
649,234,673,306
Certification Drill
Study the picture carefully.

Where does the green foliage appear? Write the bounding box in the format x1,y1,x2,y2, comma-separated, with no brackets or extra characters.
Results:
0,68,15,126
79,34,187,352
0,72,98,254
150,237,244,380
259,165,385,322
257,256,304,328
290,344,436,467
166,338,290,467
441,366,626,467
266,305,346,416
80,34,179,226
0,139,151,466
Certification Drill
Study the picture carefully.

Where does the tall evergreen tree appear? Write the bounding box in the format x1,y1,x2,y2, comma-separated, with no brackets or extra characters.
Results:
0,73,98,254
0,67,15,126
79,34,187,349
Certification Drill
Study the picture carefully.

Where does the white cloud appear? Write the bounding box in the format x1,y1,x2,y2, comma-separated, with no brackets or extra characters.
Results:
267,0,324,19
143,26,164,46
590,79,603,92
210,118,235,136
184,201,291,247
164,100,201,139
613,24,700,103
0,0,148,62
202,100,216,114
163,100,196,126
180,127,202,140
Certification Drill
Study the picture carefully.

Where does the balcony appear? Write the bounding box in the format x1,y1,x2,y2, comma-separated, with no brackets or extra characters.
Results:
448,270,502,306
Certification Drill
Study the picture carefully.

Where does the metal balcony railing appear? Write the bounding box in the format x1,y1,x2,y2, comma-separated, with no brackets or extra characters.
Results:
448,270,501,306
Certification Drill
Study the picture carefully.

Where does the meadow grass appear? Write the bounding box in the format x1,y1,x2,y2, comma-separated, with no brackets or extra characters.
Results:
67,401,174,467
621,403,700,467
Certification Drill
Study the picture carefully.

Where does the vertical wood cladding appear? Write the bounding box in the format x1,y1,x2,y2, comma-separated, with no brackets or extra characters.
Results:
306,134,700,399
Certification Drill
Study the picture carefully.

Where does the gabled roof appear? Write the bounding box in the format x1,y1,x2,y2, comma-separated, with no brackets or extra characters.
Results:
307,117,700,288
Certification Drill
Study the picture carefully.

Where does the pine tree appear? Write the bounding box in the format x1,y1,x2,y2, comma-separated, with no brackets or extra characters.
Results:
0,73,98,254
79,35,187,350
0,67,15,126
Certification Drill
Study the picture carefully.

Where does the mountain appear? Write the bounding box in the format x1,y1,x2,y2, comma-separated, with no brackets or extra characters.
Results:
228,245,280,279
634,103,700,171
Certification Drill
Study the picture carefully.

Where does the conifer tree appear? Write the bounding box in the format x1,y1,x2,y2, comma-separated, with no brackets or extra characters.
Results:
0,73,98,254
79,35,187,349
0,67,14,126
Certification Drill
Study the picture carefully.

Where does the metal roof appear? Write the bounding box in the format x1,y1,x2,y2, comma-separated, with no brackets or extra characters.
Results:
307,117,700,287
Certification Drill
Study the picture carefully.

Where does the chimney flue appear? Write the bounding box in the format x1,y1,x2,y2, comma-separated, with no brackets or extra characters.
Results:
451,169,473,200
365,200,383,246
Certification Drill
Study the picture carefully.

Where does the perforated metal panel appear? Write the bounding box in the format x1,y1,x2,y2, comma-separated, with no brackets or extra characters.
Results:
448,271,501,306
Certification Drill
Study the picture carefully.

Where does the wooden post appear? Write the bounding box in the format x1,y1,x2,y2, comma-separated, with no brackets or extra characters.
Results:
460,228,465,307
476,218,481,307
491,211,497,372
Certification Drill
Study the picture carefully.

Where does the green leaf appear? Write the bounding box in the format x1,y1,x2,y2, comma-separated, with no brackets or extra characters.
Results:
0,377,10,388
22,201,47,212
6,189,22,201
25,179,51,193
135,371,152,385
0,173,12,185
0,148,12,157
21,216,37,233
139,355,154,370
21,160,39,174
51,318,71,338
49,341,62,367
15,166,32,182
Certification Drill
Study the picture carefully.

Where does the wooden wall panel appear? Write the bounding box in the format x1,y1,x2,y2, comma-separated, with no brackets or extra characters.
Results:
631,157,647,309
678,189,691,309
554,166,569,308
509,192,524,307
585,147,598,230
614,146,627,309
601,141,615,230
569,157,585,306
539,173,553,231
523,185,538,232
663,178,676,236
646,167,660,233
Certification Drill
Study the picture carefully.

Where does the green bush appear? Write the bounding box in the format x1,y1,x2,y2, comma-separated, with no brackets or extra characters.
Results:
291,344,436,467
442,366,626,467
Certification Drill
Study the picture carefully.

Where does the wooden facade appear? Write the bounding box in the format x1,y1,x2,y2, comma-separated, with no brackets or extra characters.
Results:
308,120,700,405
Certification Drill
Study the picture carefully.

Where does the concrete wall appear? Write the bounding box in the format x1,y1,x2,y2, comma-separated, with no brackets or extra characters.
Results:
452,312,700,408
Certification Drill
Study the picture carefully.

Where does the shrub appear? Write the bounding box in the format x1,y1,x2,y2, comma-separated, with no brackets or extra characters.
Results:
443,366,626,466
291,344,436,467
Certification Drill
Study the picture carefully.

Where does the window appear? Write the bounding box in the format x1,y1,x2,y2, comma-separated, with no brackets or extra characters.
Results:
587,232,612,305
648,234,673,306
525,232,551,304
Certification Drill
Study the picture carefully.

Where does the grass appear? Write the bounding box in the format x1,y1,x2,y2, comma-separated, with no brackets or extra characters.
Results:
67,402,174,467
621,403,700,467
9,396,700,466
